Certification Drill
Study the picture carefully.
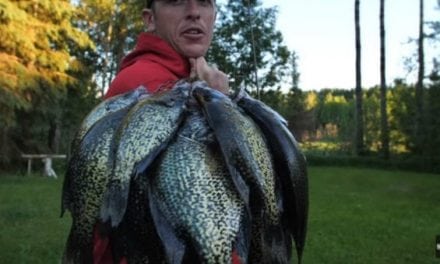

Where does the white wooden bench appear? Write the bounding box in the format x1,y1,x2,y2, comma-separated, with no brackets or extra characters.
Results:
21,154,67,178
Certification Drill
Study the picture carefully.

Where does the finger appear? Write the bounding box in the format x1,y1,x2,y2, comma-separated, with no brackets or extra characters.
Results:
189,58,197,80
196,57,208,69
195,57,211,80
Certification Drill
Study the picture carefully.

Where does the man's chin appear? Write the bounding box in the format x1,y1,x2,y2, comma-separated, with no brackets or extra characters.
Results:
179,46,208,58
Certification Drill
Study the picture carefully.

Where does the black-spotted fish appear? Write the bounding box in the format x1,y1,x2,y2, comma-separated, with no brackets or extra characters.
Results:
72,86,147,149
236,90,309,264
148,107,248,264
192,83,289,263
100,81,191,227
62,107,130,264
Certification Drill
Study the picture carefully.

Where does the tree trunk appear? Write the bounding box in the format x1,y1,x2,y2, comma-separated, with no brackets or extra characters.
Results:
48,119,61,154
415,0,425,154
355,0,364,155
380,0,390,159
101,19,114,98
0,126,9,164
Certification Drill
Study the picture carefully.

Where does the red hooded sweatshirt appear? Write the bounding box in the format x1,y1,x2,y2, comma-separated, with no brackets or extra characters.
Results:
105,32,190,98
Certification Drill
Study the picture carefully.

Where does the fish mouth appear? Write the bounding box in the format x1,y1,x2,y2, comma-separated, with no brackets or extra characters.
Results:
191,87,206,105
192,84,226,106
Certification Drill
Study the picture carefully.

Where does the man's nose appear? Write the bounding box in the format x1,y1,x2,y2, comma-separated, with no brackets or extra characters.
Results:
186,0,201,20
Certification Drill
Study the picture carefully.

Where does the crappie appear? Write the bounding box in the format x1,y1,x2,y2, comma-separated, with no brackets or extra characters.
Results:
108,167,166,264
236,90,309,263
149,108,247,264
193,84,290,263
62,107,130,264
192,83,279,218
100,82,190,227
72,86,147,148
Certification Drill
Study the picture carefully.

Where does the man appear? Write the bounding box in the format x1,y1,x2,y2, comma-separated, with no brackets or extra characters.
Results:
96,0,231,263
105,0,229,98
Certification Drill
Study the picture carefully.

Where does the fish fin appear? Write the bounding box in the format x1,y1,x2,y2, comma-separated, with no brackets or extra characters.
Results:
228,166,250,208
193,87,263,206
263,222,292,264
119,169,166,263
100,180,131,227
147,179,186,264
133,140,173,180
100,109,187,228
60,169,71,217
233,208,251,264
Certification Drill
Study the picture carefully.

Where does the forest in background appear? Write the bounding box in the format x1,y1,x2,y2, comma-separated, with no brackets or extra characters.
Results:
1,0,440,173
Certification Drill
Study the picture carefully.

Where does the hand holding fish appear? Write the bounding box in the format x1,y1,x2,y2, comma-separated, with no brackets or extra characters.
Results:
189,57,230,95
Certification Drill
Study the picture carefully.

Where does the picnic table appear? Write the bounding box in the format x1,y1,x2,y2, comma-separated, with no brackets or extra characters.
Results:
21,154,67,178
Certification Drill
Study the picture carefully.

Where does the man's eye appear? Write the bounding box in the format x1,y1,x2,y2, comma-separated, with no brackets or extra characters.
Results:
198,0,212,6
164,0,213,6
166,0,185,5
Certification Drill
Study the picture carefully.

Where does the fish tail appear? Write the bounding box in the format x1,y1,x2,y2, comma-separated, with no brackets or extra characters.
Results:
100,183,130,227
147,178,186,264
233,209,251,264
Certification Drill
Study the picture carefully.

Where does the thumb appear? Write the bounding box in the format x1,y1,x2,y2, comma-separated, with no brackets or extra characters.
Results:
194,57,212,81
189,58,197,80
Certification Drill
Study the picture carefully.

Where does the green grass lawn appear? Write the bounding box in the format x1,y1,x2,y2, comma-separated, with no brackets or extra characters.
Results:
0,172,71,263
303,167,440,264
0,167,439,263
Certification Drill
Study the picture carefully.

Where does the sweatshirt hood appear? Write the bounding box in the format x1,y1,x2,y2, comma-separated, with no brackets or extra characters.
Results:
119,32,190,78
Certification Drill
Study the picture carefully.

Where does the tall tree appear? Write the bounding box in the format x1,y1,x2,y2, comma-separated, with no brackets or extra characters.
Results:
290,51,300,91
427,0,440,40
354,0,364,155
207,0,291,93
0,0,93,163
76,0,145,96
379,0,389,159
415,0,425,154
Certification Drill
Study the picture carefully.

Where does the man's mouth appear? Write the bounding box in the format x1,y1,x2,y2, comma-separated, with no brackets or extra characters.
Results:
182,27,204,36
186,29,202,34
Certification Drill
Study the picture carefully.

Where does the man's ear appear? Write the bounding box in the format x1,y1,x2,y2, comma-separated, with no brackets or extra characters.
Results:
142,8,156,32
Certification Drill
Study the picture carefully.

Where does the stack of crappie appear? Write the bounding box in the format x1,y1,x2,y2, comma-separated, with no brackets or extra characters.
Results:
61,80,308,264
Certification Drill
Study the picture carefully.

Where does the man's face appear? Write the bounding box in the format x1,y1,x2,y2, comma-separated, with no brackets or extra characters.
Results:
144,0,216,58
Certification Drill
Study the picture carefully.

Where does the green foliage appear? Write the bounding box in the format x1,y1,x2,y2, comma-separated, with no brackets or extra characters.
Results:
424,82,440,156
0,0,89,124
387,82,415,152
313,89,354,143
289,52,300,90
363,88,381,151
0,0,95,165
207,0,292,92
306,153,440,174
76,0,146,94
256,87,306,139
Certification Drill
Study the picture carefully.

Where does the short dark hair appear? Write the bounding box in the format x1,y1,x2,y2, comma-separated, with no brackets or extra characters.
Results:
147,0,217,9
